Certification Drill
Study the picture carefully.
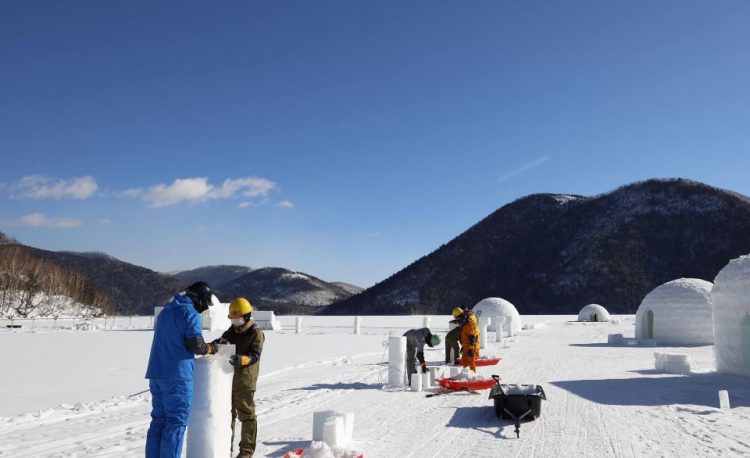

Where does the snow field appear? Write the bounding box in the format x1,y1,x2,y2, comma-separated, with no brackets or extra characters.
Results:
1,315,749,457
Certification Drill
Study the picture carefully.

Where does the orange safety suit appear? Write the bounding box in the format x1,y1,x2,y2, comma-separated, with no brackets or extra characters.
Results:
459,311,480,372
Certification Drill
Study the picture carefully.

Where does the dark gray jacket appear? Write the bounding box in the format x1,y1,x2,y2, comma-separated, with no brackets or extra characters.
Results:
403,327,432,364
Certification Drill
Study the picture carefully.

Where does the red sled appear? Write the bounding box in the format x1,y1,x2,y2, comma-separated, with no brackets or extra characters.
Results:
475,357,502,367
437,377,497,391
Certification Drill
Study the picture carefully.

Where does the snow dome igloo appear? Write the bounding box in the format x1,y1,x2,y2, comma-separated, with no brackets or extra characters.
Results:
577,304,610,322
472,297,522,333
634,278,714,345
711,254,750,377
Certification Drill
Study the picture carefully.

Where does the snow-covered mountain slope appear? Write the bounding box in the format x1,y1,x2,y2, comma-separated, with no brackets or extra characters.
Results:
1,316,748,457
217,267,355,308
331,282,364,295
324,178,750,315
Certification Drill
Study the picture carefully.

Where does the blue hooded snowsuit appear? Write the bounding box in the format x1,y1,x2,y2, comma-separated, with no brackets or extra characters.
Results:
145,294,206,458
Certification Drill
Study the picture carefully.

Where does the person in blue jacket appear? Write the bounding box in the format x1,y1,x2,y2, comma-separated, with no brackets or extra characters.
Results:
145,281,218,458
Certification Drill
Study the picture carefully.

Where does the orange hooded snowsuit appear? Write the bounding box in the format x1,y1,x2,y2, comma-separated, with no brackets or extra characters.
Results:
459,311,480,372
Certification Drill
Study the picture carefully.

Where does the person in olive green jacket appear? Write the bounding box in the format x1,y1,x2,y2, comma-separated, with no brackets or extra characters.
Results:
214,297,265,458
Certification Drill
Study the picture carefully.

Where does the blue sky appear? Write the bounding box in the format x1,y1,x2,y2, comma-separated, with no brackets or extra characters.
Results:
1,1,749,287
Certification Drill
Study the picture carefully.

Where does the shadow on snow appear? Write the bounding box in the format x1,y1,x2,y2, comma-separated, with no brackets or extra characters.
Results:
551,372,750,408
445,406,535,440
290,382,381,391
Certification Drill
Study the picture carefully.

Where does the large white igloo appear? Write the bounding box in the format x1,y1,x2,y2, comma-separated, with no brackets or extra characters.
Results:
578,304,610,322
711,254,750,377
472,297,522,333
634,278,714,345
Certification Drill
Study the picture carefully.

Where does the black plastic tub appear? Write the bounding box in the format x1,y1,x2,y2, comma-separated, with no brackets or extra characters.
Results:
488,376,546,437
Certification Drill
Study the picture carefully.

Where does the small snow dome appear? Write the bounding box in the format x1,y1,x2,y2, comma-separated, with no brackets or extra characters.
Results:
578,304,610,322
712,254,750,377
472,297,522,333
635,278,714,345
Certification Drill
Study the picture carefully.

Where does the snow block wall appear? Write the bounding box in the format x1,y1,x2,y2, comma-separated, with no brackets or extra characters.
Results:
201,303,231,331
472,297,522,333
186,344,234,458
251,310,282,331
712,254,750,377
654,352,691,374
634,278,714,345
577,304,611,322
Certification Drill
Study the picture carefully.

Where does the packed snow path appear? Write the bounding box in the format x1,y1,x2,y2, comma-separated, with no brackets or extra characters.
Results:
1,317,749,457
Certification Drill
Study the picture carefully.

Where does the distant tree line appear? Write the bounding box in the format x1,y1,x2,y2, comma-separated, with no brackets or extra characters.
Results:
0,234,113,319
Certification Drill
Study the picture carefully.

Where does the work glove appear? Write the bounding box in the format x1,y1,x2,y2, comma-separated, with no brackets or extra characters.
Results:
230,354,252,367
468,335,476,345
420,363,429,373
467,349,474,357
211,337,228,345
206,343,218,355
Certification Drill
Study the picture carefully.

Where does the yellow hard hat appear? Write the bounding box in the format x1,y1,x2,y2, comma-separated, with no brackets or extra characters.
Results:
452,307,464,318
228,297,253,318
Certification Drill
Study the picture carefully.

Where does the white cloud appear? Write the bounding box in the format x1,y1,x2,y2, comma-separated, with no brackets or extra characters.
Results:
126,176,278,208
0,213,82,229
99,218,112,225
276,200,294,209
238,201,253,208
498,155,550,183
212,177,276,199
13,175,98,199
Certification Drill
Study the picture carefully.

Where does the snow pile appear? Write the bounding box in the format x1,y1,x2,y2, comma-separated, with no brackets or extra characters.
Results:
502,384,540,395
635,278,714,345
472,297,522,333
186,344,234,457
711,254,750,377
296,441,363,458
577,304,611,322
452,368,492,382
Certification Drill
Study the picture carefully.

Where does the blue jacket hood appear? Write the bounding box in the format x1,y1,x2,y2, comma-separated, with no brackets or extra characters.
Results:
165,293,194,310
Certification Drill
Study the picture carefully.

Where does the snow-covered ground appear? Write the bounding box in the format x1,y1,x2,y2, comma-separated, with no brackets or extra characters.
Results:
1,315,749,457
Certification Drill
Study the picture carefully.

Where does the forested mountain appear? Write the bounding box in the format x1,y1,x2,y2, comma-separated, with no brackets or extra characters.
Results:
27,248,185,315
0,236,113,318
323,179,750,315
173,265,253,288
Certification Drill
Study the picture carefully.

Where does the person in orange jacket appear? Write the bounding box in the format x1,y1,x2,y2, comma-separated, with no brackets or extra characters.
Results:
452,307,480,372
